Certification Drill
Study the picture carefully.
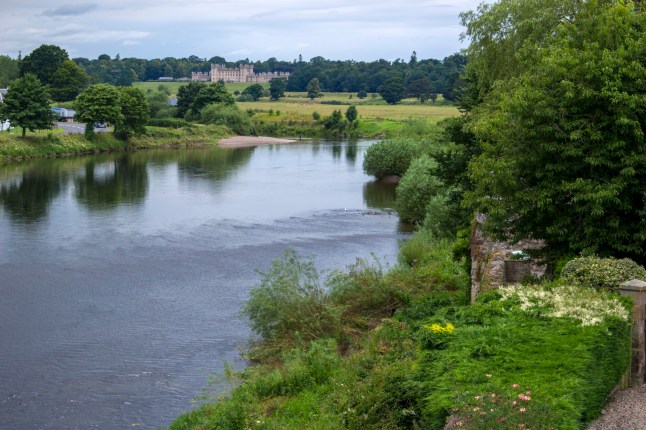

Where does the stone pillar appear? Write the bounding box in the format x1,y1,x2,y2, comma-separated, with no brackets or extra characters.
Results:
619,279,646,386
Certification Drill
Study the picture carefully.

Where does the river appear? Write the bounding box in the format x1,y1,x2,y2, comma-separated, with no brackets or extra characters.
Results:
0,141,407,429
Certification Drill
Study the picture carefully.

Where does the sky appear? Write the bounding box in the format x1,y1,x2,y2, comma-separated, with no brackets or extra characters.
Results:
0,0,484,63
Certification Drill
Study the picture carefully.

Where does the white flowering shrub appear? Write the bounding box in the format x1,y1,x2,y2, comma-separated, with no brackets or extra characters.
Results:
561,256,646,291
499,284,630,326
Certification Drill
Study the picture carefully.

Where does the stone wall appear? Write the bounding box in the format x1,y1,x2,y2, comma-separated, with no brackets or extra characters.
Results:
470,214,546,302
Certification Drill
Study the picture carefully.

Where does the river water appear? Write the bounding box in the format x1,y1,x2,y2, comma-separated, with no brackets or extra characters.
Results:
0,141,406,429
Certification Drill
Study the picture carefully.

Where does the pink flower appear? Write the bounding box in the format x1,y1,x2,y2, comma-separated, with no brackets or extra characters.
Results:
511,384,521,389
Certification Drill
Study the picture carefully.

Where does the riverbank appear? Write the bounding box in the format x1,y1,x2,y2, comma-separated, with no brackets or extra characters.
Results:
0,124,231,162
217,136,297,148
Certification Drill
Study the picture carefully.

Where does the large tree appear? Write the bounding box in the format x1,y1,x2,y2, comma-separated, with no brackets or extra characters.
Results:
19,44,69,86
241,83,264,101
0,55,20,87
187,82,235,118
175,82,206,118
74,84,122,139
49,60,90,102
306,78,322,99
114,87,150,139
269,78,287,100
0,74,55,137
464,0,646,264
378,77,404,104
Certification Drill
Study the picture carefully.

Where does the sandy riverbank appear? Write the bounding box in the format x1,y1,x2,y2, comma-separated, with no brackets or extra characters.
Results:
217,136,297,148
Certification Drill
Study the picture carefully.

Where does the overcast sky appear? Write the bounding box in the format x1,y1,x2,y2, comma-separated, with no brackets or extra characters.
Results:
1,0,484,62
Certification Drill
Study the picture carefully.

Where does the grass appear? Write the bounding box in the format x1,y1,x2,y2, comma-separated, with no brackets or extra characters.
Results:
0,124,230,162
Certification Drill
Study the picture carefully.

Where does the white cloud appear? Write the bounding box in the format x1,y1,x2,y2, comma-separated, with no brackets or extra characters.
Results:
0,0,483,60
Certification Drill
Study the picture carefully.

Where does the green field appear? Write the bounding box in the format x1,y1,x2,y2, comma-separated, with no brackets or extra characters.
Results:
133,82,458,122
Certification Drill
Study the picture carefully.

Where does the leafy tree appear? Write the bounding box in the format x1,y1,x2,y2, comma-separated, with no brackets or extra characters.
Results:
378,77,404,104
407,78,433,103
0,55,19,87
49,60,90,102
74,84,122,139
187,82,235,118
306,78,322,99
362,139,423,179
357,89,368,99
0,74,55,137
464,0,646,264
269,77,287,100
175,82,205,118
114,87,149,139
395,155,443,225
200,104,253,135
345,105,358,123
241,83,264,101
19,44,69,85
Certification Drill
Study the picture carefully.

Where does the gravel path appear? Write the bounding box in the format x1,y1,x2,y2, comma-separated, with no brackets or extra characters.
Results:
587,384,646,430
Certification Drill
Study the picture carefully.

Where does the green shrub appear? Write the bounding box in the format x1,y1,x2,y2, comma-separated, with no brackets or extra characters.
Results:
362,138,423,179
242,250,342,352
561,256,646,290
147,117,189,128
395,155,443,225
200,104,254,135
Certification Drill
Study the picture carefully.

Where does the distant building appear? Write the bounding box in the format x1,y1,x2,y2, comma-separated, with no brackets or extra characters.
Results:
192,64,290,83
158,77,174,81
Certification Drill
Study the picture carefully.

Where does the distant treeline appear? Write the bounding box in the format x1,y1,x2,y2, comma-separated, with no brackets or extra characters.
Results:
71,52,466,100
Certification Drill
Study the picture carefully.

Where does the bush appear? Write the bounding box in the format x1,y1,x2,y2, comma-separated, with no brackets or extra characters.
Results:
200,104,254,135
395,155,443,225
362,138,423,179
242,250,342,351
561,256,646,291
147,118,190,128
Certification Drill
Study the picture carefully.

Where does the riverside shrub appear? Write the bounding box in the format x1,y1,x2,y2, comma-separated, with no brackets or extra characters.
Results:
362,138,423,179
561,256,646,291
395,155,443,225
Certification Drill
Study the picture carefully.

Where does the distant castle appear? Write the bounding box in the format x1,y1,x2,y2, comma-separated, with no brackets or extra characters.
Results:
191,64,290,83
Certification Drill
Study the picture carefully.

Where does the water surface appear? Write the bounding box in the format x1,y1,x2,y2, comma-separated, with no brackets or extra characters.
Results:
0,141,405,429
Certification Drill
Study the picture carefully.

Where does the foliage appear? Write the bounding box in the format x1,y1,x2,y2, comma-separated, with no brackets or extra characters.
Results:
395,155,443,225
446,380,560,429
241,83,264,101
73,84,122,139
187,82,235,118
420,284,632,428
357,89,368,99
362,138,423,179
147,118,189,128
19,44,68,86
463,0,646,265
306,78,322,99
0,55,19,87
48,60,90,102
321,110,346,133
146,90,175,119
114,87,150,139
269,78,287,100
241,250,342,352
344,105,358,123
407,78,434,103
560,256,646,291
0,74,55,137
378,77,405,104
175,82,205,118
200,104,254,135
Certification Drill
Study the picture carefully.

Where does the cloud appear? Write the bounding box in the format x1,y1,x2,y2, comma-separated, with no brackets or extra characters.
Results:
43,3,98,16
